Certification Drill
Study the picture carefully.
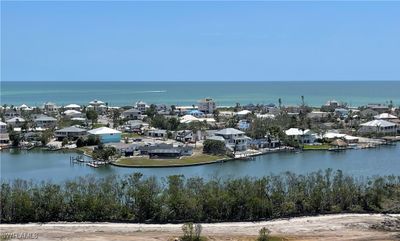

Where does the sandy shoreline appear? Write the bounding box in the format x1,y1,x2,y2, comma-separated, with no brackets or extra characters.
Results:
1,214,399,241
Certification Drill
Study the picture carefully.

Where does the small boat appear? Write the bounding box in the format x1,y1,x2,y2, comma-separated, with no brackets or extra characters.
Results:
86,162,99,168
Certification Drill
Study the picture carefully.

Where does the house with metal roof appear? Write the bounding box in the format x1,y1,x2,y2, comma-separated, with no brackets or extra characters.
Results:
214,128,251,151
88,127,121,143
55,126,87,141
285,128,317,144
34,115,57,128
358,119,398,134
6,117,26,127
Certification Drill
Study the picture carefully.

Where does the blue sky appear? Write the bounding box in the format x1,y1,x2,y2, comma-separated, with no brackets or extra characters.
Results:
2,1,400,82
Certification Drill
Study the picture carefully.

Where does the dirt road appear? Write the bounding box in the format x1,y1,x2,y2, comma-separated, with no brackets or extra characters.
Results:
1,214,399,241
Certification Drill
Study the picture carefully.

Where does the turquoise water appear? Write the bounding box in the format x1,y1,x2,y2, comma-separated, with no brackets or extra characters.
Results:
1,81,399,107
1,144,399,182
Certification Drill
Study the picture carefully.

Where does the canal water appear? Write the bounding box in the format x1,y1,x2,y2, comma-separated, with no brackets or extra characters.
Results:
1,143,399,183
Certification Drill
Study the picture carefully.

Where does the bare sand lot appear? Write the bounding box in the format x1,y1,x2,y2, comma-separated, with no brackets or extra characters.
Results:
1,214,399,241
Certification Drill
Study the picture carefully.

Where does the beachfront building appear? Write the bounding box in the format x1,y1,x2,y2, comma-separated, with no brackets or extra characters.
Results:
88,127,121,143
214,128,251,151
19,104,33,111
34,115,57,128
64,104,81,111
358,120,397,135
135,101,148,113
5,117,26,127
285,128,316,144
198,98,216,114
44,102,58,113
55,126,87,141
88,100,107,113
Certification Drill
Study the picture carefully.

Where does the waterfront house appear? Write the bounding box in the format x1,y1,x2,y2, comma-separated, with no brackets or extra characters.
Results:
6,117,26,127
358,119,398,134
121,108,142,120
88,127,122,143
198,98,216,114
0,121,9,145
214,128,251,151
248,138,280,149
55,126,87,141
34,115,57,128
285,128,316,144
144,144,193,159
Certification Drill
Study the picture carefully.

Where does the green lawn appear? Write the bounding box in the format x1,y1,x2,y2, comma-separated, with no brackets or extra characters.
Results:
121,133,142,138
115,154,228,167
303,144,331,150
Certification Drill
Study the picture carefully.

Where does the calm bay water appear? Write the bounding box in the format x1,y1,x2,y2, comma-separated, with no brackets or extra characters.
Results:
1,143,399,183
1,81,400,107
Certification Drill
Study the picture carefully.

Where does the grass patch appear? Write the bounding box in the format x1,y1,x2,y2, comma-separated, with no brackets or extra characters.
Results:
115,153,228,167
121,133,142,139
76,146,94,156
303,144,331,150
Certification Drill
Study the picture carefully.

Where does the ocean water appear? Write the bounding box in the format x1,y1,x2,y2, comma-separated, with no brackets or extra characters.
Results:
1,81,399,107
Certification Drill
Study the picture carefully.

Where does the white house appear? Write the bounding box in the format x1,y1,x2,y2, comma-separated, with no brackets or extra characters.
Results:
88,127,121,143
198,98,216,114
122,108,142,120
6,117,26,127
373,113,398,120
0,121,7,133
235,110,252,117
358,120,397,134
213,128,251,151
285,128,316,144
55,126,87,141
64,104,81,111
34,115,57,128
63,110,83,118
135,101,148,113
44,102,58,112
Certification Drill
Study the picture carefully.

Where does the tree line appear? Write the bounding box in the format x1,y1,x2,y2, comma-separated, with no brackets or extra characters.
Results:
1,169,399,223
